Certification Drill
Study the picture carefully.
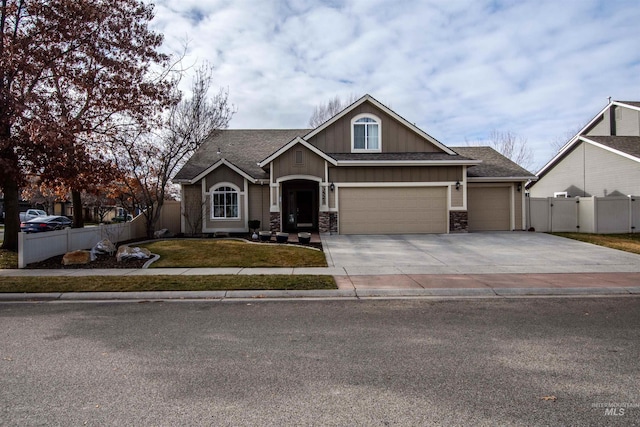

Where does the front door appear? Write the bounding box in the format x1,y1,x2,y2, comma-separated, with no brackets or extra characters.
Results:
282,180,318,232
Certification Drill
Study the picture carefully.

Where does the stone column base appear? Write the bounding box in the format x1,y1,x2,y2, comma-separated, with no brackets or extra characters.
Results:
449,211,468,232
319,212,338,233
270,213,280,232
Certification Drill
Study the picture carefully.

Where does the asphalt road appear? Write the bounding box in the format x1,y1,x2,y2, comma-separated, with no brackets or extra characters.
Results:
1,297,639,426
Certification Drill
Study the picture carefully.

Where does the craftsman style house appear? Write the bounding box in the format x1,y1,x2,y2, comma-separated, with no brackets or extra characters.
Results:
529,100,640,198
174,95,535,235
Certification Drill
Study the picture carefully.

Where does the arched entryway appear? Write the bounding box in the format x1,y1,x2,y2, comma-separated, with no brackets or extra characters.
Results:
281,179,319,232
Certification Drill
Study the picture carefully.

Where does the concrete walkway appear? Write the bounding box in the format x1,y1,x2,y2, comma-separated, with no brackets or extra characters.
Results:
1,232,640,300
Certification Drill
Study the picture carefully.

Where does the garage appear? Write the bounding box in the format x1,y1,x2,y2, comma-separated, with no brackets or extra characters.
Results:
338,187,448,234
467,186,511,231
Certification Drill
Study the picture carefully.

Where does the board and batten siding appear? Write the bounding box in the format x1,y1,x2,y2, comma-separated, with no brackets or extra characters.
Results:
270,144,325,181
181,184,203,235
204,164,244,190
614,106,640,136
248,184,270,232
531,141,640,198
307,103,444,153
329,166,462,183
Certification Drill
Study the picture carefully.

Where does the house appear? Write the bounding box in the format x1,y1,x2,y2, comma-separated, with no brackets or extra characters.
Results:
529,100,640,198
173,95,535,235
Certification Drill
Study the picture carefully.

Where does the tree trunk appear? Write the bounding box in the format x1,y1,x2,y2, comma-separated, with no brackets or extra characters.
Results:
1,177,20,252
71,189,84,228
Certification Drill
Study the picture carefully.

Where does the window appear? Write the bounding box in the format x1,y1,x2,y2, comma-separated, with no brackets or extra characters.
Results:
352,114,381,151
212,186,239,219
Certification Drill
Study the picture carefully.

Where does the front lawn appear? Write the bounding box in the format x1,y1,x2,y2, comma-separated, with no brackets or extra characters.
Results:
139,239,328,268
552,233,640,255
0,249,17,269
0,274,337,293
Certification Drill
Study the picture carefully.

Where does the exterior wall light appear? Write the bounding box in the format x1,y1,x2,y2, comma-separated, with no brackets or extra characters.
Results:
517,183,522,192
329,183,335,192
455,181,460,191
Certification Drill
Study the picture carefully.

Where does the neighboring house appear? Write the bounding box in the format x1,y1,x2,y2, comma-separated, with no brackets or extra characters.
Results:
174,95,535,235
529,100,640,198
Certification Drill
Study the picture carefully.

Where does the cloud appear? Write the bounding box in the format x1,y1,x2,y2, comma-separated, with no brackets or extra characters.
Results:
151,0,640,170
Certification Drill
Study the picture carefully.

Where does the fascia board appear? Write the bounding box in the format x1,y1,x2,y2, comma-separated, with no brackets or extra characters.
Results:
613,101,640,112
580,136,640,163
258,137,337,167
303,94,457,155
467,176,537,182
335,160,482,167
535,101,614,177
190,159,257,184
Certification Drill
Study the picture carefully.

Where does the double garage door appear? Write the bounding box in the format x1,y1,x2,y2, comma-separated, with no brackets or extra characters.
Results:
339,187,447,234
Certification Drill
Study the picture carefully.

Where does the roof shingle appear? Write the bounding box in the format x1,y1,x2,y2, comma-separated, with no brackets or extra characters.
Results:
451,146,536,178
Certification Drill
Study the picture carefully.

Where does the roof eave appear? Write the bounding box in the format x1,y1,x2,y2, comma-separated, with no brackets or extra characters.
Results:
467,176,537,182
336,160,482,167
258,137,337,167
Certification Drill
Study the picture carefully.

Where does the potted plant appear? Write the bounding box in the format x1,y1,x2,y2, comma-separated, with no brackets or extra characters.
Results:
297,232,311,244
258,231,272,242
248,219,261,240
276,232,289,243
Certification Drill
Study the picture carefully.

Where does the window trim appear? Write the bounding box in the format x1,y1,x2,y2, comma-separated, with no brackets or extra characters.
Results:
351,113,382,153
210,183,240,220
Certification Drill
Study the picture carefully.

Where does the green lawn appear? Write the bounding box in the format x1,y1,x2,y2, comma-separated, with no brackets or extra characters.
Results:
139,239,328,268
0,275,337,293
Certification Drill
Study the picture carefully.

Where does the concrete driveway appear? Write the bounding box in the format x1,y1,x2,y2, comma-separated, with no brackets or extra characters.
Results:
321,232,640,275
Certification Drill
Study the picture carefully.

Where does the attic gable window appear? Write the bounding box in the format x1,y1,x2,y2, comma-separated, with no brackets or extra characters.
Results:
351,114,381,152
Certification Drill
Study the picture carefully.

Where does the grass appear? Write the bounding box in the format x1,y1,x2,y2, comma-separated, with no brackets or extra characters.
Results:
552,233,640,255
0,274,337,293
139,239,328,268
0,249,17,269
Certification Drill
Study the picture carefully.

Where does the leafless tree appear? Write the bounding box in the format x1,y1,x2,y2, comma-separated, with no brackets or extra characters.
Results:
308,94,360,128
182,196,207,236
468,130,534,170
550,125,584,153
112,64,235,238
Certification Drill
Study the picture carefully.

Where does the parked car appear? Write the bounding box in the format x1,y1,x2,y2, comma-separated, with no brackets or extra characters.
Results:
20,215,72,233
19,209,48,222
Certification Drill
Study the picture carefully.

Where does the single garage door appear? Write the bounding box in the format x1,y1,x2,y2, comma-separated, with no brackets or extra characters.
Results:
339,187,447,234
468,186,510,231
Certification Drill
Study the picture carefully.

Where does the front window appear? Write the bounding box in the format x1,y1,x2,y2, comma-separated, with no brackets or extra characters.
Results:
352,115,380,151
212,186,239,219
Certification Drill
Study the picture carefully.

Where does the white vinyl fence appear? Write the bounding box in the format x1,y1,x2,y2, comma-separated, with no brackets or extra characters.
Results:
526,195,640,234
18,222,143,268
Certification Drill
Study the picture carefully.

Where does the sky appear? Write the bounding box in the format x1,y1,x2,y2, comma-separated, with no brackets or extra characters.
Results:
151,0,640,171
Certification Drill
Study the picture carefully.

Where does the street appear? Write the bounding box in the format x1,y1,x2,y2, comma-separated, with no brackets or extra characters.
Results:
1,297,639,425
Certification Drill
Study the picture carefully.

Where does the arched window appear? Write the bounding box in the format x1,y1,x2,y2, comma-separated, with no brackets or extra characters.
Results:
352,114,381,152
212,186,239,219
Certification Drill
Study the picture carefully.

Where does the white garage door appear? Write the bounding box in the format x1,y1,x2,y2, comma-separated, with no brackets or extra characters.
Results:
339,187,448,234
468,186,511,231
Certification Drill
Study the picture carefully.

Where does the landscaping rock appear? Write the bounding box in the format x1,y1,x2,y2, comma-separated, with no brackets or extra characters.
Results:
92,239,116,255
154,228,173,238
116,246,151,262
62,250,92,266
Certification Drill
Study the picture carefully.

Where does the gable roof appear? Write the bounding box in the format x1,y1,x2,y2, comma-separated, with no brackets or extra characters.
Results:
304,94,457,155
258,136,338,167
452,146,537,180
173,129,309,183
578,135,640,161
534,100,640,182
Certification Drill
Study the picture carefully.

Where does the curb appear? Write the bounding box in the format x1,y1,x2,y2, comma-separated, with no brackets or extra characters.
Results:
2,287,640,302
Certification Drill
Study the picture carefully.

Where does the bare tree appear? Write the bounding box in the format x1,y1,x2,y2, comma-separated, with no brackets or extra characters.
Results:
468,130,534,170
112,64,234,238
550,125,584,153
308,94,360,128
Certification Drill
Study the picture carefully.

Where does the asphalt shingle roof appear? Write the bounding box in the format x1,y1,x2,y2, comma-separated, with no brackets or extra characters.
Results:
617,101,640,108
451,146,536,178
174,129,309,181
582,135,640,159
174,130,534,182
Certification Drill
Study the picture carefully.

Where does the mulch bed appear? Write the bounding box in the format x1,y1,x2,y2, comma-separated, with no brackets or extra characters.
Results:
27,253,148,269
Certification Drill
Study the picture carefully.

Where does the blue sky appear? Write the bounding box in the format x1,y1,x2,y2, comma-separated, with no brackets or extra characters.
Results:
151,0,640,171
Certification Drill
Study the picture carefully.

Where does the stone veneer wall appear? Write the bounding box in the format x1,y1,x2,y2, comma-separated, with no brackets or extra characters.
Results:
319,212,338,233
449,211,468,232
270,213,280,232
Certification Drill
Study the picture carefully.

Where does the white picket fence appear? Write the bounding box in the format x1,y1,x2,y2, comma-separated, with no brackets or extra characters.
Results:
526,195,640,233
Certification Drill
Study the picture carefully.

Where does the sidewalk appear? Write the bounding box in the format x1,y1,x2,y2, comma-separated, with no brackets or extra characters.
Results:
1,267,639,301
